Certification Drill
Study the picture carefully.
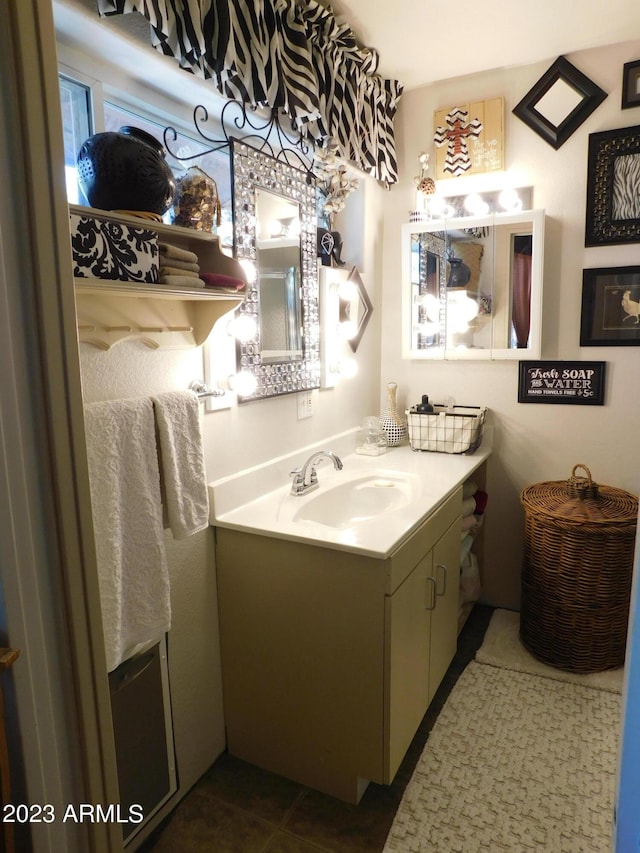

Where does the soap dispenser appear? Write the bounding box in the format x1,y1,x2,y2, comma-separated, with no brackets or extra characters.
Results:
416,395,435,413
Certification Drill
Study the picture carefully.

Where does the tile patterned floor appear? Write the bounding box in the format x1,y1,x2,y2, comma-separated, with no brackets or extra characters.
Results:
139,604,494,853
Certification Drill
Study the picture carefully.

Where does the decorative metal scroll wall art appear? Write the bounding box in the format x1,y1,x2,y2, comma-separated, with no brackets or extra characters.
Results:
163,100,315,180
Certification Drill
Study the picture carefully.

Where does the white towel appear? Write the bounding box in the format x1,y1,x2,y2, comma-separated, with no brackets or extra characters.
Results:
84,398,171,673
152,390,210,540
461,495,477,517
463,479,478,499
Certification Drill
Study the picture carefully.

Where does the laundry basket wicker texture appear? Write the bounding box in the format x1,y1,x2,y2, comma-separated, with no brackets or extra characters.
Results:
520,464,638,673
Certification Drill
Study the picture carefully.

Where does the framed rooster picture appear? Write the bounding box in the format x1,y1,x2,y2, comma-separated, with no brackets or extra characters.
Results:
580,266,640,345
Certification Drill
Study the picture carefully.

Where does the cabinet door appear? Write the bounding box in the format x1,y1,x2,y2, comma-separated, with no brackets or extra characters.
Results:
428,517,462,702
386,550,435,781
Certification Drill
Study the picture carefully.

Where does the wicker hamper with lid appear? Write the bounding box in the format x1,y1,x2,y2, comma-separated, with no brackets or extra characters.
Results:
519,464,638,673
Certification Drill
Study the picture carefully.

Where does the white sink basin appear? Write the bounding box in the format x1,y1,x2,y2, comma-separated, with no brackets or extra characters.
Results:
292,472,420,529
210,443,491,557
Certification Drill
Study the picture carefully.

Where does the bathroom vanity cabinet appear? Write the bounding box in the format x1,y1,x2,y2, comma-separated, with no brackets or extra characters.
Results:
215,485,462,804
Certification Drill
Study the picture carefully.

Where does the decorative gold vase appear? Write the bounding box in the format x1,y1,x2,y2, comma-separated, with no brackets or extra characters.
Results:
379,381,407,447
170,165,221,232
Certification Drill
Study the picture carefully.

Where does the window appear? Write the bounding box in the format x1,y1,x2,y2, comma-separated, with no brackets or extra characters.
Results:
103,101,232,242
58,68,233,244
59,75,93,204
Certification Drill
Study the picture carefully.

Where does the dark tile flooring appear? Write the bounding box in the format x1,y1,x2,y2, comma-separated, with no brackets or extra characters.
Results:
139,604,495,853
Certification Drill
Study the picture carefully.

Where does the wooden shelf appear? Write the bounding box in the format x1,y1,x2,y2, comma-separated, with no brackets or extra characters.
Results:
70,205,245,349
75,279,243,350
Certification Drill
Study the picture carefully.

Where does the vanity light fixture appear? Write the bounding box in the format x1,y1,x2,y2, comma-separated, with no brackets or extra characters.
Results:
320,267,361,388
202,306,257,412
424,187,529,221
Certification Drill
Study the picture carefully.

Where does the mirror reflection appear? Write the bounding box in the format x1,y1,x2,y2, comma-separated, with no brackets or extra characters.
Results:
255,189,303,362
231,139,320,400
403,210,544,359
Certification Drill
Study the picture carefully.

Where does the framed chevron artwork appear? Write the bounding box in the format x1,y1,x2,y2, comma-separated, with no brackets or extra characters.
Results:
433,98,504,180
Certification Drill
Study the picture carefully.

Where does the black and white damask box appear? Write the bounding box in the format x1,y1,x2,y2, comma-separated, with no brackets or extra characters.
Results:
70,213,159,283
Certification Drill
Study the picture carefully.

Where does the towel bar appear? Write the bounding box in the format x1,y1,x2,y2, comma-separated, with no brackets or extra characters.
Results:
189,380,226,399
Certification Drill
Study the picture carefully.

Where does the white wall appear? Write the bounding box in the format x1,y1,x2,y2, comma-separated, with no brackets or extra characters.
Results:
381,40,640,608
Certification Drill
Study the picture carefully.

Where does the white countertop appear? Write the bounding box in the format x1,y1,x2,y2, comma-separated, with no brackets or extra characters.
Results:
209,440,491,559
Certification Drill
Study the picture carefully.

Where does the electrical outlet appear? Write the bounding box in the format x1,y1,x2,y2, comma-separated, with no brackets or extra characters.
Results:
297,391,313,420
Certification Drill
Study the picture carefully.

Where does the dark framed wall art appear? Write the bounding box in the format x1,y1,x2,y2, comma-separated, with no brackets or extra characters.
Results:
512,56,606,149
580,266,640,345
622,60,640,110
585,125,640,246
518,360,606,405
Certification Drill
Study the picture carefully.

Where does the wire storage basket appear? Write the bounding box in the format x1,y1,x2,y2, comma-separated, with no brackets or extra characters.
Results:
520,464,638,673
405,405,487,455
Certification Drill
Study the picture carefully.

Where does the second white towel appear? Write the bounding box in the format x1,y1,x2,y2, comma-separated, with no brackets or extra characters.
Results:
152,390,210,540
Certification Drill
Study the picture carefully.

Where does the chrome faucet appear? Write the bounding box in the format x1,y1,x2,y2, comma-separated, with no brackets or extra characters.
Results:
290,450,343,496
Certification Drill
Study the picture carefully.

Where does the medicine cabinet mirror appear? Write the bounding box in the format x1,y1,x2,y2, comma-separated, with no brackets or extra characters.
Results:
231,139,320,400
401,209,545,360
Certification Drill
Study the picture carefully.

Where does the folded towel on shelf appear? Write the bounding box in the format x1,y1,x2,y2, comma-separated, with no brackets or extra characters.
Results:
463,479,478,499
152,390,210,540
460,532,474,565
461,495,476,517
460,551,481,604
159,265,201,278
159,274,205,288
199,272,246,291
159,242,199,265
461,513,479,534
474,489,489,515
159,260,201,275
84,398,171,673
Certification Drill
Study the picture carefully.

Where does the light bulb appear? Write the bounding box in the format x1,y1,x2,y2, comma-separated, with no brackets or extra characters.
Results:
239,258,257,284
337,280,358,301
227,313,257,343
499,188,522,212
427,195,447,217
417,293,440,323
269,219,284,238
337,320,358,340
464,194,489,216
338,357,359,378
448,291,479,333
229,371,258,396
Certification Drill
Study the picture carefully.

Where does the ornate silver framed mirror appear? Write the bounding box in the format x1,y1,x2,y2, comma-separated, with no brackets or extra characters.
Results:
231,138,320,401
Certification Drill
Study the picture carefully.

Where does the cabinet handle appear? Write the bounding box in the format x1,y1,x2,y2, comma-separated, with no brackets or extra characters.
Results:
425,576,436,610
435,563,447,597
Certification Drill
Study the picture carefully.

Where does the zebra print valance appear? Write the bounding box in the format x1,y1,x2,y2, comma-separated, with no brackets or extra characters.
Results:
96,0,404,184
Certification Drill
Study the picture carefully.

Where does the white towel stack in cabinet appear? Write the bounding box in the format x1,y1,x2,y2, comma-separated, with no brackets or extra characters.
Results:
458,478,488,628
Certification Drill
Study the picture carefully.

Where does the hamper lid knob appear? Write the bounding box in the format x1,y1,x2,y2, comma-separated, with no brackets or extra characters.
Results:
567,464,599,501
